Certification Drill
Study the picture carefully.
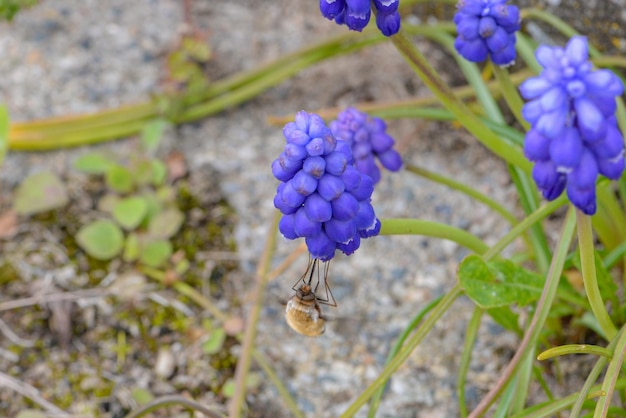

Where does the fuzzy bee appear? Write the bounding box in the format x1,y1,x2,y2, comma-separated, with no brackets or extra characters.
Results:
285,258,336,337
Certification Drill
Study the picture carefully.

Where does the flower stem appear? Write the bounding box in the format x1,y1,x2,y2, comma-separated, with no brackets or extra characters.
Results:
380,219,489,255
576,210,618,341
468,206,577,418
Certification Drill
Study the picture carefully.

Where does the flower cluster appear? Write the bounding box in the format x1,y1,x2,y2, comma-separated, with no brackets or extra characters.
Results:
330,107,403,184
320,0,401,37
520,36,625,215
272,111,381,261
453,0,520,66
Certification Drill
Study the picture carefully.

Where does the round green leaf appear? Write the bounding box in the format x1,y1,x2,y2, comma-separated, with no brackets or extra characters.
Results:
151,159,167,186
148,208,184,239
76,220,124,260
105,165,134,193
73,152,115,174
139,240,172,268
113,196,148,230
13,172,68,216
123,233,140,262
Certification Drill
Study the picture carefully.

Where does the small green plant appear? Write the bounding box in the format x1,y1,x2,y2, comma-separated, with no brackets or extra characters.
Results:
0,0,38,21
72,119,185,269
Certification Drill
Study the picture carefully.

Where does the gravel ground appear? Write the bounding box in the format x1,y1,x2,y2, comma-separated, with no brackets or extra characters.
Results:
0,1,592,417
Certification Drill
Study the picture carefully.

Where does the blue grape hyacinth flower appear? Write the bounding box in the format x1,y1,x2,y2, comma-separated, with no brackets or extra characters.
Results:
272,111,381,261
519,36,625,215
320,0,401,37
453,0,520,66
330,107,403,184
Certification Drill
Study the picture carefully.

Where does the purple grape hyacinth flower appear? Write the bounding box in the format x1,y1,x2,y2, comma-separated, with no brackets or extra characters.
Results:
330,107,403,184
272,111,381,261
519,36,625,215
453,0,520,66
320,0,401,36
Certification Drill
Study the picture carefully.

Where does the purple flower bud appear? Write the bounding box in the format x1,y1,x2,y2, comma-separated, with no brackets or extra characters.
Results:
549,127,583,170
282,181,307,208
378,149,403,171
360,217,381,238
274,184,298,215
337,235,360,256
589,122,624,159
325,218,357,243
294,208,322,238
376,11,400,37
303,156,326,179
355,201,377,230
331,192,360,221
320,0,345,20
325,151,348,176
306,232,336,261
292,170,318,196
344,7,370,32
306,137,325,156
279,214,298,239
532,160,567,200
523,129,551,162
272,158,296,182
284,143,308,161
597,154,625,180
341,166,361,191
566,183,596,215
373,0,399,14
352,172,375,200
569,150,598,190
574,97,606,141
305,193,333,222
317,174,346,201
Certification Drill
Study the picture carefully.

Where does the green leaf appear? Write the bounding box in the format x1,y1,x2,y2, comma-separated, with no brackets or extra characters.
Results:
221,378,235,398
151,160,167,186
132,159,154,186
105,165,134,194
123,233,140,262
73,152,115,174
13,172,69,216
458,254,544,309
139,240,172,268
76,220,124,260
148,208,184,239
0,105,8,166
486,306,521,335
202,328,226,355
131,388,154,406
113,197,148,230
141,119,169,154
15,410,47,418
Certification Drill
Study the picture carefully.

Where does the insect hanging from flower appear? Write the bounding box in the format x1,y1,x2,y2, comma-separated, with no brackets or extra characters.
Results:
285,257,336,337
